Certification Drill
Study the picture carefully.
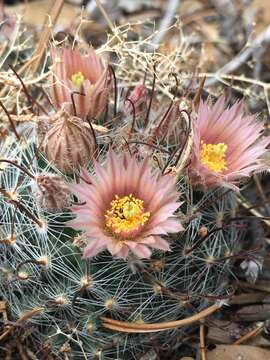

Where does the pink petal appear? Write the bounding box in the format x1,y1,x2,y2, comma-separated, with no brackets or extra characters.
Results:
83,239,105,258
127,243,152,258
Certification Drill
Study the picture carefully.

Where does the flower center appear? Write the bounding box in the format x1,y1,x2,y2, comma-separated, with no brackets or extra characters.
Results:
71,71,84,87
105,194,150,235
200,141,228,173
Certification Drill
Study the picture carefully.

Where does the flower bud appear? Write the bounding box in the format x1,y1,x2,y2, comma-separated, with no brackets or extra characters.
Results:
124,84,147,116
43,112,95,173
50,46,109,119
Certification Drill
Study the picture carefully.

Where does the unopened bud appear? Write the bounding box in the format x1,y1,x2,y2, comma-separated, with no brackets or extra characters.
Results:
43,112,95,173
124,84,147,116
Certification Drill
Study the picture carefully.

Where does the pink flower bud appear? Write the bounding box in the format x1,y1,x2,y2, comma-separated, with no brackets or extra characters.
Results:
124,84,147,116
50,47,109,119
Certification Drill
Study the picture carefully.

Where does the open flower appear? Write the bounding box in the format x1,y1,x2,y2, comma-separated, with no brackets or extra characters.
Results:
68,150,183,259
189,96,270,189
50,47,109,119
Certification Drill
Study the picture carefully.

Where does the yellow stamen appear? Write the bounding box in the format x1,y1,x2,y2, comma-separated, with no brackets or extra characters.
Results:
71,71,85,87
200,141,228,173
105,194,150,235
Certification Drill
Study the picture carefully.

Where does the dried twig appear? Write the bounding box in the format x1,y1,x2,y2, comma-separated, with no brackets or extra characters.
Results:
101,303,220,333
205,25,270,87
233,323,264,345
200,321,207,360
0,307,43,342
237,194,270,228
32,0,64,74
149,0,180,50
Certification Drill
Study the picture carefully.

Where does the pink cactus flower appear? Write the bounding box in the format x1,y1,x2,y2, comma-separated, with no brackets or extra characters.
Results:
50,47,109,119
68,150,183,259
124,84,148,116
189,96,270,190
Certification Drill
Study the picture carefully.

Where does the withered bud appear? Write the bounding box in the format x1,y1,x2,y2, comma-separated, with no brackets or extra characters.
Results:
124,84,147,116
198,226,208,239
43,112,95,173
36,116,51,146
35,173,71,212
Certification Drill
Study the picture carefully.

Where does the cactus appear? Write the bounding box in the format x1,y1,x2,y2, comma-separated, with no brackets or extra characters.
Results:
0,114,242,359
0,15,269,360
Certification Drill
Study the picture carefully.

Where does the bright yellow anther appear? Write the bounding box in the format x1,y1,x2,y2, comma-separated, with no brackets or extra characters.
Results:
71,71,84,87
105,194,150,235
200,141,228,173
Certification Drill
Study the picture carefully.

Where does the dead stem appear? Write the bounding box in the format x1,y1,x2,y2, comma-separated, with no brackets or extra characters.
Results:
0,159,35,180
0,187,44,228
237,194,270,227
101,303,220,333
9,64,48,115
32,0,64,74
0,307,43,342
124,99,136,138
144,66,156,128
0,100,20,141
233,323,264,345
200,321,207,360
108,66,118,118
